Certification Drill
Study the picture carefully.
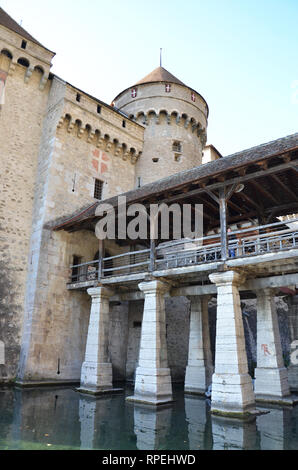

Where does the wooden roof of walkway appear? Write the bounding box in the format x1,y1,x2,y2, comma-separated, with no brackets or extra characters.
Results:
51,132,298,238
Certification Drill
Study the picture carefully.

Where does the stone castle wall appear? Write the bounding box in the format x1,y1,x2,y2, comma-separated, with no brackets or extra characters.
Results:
0,49,52,382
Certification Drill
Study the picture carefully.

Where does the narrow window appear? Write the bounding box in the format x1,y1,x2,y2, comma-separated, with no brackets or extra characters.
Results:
137,177,142,188
172,141,182,153
72,255,82,282
21,40,27,50
94,179,104,200
122,120,126,128
165,84,171,93
97,105,101,114
76,93,81,102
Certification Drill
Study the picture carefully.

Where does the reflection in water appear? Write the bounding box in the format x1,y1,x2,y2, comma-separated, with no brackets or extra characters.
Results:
0,386,298,450
133,404,172,450
185,395,212,450
257,407,292,450
79,396,109,450
211,415,257,450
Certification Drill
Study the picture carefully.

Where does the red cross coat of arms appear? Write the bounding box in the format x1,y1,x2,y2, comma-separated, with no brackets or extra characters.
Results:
92,149,110,174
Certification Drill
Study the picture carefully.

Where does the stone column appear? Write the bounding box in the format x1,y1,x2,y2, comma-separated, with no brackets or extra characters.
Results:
209,270,256,416
288,295,298,392
185,296,213,394
254,288,290,402
126,280,173,405
78,287,118,395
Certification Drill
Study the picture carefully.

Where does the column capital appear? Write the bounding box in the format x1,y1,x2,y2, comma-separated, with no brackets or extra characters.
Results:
87,287,114,299
138,280,170,295
209,270,245,287
255,287,277,298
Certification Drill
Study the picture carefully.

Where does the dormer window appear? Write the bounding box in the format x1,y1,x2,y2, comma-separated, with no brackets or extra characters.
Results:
165,84,171,93
21,40,27,50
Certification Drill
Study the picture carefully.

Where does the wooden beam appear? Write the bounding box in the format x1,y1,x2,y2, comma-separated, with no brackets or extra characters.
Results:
157,160,297,207
249,180,279,205
270,174,298,202
219,188,228,261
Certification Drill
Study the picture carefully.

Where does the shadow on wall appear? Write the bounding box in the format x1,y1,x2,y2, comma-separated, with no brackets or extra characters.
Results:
0,257,21,382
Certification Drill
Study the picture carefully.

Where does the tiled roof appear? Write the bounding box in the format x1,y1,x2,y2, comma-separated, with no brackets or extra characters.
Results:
135,66,185,86
0,7,44,48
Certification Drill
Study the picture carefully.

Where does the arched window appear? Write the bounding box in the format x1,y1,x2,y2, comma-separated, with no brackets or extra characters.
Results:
17,57,30,67
1,49,13,59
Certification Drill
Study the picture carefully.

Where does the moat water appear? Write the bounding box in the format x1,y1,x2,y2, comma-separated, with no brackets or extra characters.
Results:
0,384,298,450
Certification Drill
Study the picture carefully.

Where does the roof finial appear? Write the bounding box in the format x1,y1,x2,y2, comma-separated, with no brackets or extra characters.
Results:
160,48,162,68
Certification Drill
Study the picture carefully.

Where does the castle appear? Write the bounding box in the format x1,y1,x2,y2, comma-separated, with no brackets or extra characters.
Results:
0,7,297,416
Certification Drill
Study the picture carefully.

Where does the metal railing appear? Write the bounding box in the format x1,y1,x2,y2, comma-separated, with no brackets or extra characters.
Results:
68,218,298,284
102,249,150,277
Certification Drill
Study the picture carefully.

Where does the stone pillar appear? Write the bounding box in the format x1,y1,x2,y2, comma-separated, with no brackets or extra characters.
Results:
185,296,213,394
209,270,256,416
126,280,173,405
254,288,290,401
78,287,118,395
288,295,298,392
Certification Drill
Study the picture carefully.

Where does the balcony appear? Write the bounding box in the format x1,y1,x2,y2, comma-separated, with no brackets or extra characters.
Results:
67,219,298,288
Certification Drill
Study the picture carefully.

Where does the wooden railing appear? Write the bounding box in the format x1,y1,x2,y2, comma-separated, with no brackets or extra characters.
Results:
68,219,298,284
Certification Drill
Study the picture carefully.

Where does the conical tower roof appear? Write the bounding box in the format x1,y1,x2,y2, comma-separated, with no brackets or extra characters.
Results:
135,66,186,87
0,7,53,52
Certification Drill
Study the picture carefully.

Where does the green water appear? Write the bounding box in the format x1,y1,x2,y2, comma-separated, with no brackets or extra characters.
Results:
0,385,297,450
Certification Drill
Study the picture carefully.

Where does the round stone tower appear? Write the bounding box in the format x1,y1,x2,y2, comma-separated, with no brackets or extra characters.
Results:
113,66,209,186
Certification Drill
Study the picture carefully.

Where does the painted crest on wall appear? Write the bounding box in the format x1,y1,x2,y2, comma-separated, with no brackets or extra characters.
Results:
92,149,110,174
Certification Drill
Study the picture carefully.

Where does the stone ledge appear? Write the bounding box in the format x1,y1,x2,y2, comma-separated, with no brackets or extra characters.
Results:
15,380,80,389
126,395,174,406
76,387,123,397
255,394,298,406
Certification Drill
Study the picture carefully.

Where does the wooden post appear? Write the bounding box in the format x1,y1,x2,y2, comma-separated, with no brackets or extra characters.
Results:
219,188,228,261
149,238,156,272
98,240,104,281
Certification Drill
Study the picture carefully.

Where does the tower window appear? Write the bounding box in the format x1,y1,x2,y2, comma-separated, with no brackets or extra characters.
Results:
122,120,126,128
21,40,27,50
97,105,101,114
76,93,81,102
94,179,104,200
165,84,171,93
172,141,182,153
137,177,142,188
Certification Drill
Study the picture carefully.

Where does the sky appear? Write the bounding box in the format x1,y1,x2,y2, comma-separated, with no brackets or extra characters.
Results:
1,0,298,155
